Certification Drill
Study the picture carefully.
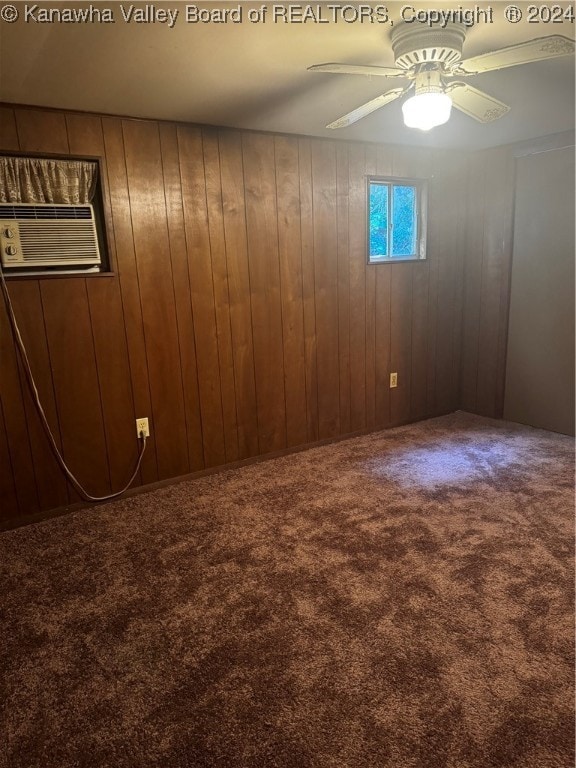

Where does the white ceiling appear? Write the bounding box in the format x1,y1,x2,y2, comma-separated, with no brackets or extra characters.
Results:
1,1,574,149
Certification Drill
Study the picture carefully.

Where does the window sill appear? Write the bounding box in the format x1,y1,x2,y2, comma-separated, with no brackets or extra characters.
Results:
368,256,426,264
2,269,116,280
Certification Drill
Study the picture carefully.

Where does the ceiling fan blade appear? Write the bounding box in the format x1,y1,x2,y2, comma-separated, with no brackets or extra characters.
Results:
448,83,510,123
457,35,575,75
327,88,407,129
308,63,406,78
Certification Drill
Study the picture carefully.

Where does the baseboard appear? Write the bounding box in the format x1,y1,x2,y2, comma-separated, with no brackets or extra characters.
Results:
1,409,456,532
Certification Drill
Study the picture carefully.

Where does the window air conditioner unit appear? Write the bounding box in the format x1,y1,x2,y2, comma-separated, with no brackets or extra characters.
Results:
0,203,101,270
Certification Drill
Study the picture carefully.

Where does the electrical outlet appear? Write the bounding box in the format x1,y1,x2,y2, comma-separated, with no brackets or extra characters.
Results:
136,417,150,438
390,372,398,388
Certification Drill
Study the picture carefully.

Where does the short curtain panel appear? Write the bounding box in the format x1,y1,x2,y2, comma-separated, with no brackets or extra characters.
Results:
0,156,97,205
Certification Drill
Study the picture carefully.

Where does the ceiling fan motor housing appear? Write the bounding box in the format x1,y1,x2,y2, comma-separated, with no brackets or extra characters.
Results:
413,69,445,95
391,23,467,70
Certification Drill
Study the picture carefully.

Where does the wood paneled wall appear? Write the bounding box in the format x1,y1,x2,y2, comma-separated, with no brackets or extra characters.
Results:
1,105,473,527
460,146,515,418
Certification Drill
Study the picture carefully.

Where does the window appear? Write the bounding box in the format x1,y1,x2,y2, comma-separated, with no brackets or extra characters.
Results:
0,153,111,276
367,177,427,263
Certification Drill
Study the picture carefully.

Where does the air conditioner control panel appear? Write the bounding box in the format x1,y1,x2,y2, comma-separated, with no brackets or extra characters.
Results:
0,222,22,266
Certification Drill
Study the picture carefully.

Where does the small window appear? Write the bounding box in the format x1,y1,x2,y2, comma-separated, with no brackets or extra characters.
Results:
0,153,111,276
367,177,427,263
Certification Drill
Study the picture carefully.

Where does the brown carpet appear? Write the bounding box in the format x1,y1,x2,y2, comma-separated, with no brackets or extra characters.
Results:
1,412,574,768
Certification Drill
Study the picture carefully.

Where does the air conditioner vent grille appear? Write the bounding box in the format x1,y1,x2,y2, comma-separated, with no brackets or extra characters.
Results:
0,204,93,220
0,204,102,270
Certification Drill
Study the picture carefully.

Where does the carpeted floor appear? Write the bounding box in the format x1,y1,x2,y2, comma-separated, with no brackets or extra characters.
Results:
0,411,574,768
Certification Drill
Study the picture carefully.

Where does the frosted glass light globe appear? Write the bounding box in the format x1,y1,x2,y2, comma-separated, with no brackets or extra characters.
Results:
402,92,452,131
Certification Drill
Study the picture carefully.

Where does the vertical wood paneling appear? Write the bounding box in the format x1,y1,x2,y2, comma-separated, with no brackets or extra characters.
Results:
177,125,226,468
348,143,367,432
298,137,319,444
218,128,259,460
449,155,467,415
1,104,517,527
433,151,459,415
461,153,486,412
410,259,430,421
0,401,18,521
374,146,393,428
123,120,188,479
375,265,392,428
202,128,239,464
12,109,81,509
15,109,65,157
460,147,515,419
476,150,502,416
364,145,377,430
408,151,433,421
41,279,111,497
0,294,39,515
389,149,415,424
7,282,69,510
312,140,340,440
336,143,351,435
86,280,143,489
15,109,69,153
0,106,19,149
0,107,52,517
389,265,413,424
242,132,287,454
426,168,441,416
476,147,513,417
494,151,515,418
275,135,308,448
66,113,140,491
102,117,159,484
159,122,204,471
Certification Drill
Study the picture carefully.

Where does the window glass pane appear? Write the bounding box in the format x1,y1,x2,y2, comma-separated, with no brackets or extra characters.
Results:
392,185,416,257
369,182,388,258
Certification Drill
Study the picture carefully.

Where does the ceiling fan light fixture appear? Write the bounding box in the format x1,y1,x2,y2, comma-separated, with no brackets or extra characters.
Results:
311,28,574,133
402,91,453,131
402,68,452,131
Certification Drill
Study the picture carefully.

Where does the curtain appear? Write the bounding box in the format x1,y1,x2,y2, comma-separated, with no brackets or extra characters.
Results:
0,156,98,204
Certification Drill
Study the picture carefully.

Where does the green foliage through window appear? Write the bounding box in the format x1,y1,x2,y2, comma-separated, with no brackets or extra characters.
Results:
368,179,424,262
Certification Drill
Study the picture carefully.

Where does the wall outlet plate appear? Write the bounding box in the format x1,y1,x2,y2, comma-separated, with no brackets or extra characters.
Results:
390,372,398,388
136,417,150,438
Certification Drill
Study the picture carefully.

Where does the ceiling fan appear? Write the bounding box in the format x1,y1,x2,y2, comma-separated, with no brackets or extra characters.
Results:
308,23,575,131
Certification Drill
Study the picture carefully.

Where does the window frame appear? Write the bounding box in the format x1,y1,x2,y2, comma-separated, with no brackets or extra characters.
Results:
0,149,114,279
366,176,428,264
